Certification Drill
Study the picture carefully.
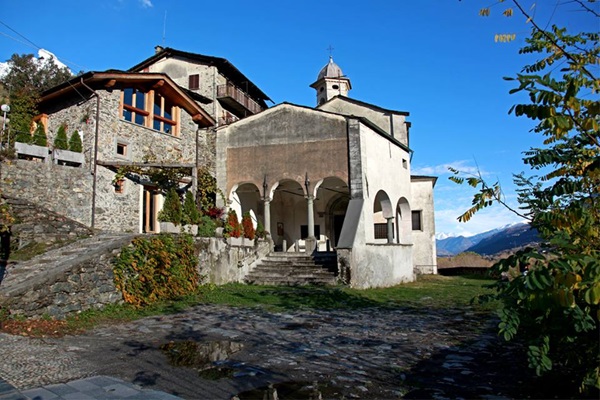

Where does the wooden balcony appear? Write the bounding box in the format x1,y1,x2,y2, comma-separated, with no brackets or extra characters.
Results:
217,83,264,116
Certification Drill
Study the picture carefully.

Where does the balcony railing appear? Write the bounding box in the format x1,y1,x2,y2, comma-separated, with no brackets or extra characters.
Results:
217,83,263,115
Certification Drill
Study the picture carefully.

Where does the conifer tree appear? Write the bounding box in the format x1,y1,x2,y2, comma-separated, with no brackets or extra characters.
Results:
32,123,47,146
68,130,82,153
54,124,68,150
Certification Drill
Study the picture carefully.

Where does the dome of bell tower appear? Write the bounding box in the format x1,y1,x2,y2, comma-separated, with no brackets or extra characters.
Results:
317,56,344,80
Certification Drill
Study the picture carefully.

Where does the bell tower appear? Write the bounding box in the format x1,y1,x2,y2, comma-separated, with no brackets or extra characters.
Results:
310,56,352,106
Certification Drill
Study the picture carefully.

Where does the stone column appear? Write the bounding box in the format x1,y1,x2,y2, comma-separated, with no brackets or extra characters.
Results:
263,199,271,235
386,217,394,244
305,195,316,253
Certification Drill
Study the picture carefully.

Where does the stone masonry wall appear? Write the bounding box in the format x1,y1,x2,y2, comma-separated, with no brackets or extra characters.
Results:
1,160,94,227
5,247,124,319
3,235,270,319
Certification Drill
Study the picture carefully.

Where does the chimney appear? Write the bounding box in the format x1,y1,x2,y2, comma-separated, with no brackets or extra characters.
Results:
155,45,164,54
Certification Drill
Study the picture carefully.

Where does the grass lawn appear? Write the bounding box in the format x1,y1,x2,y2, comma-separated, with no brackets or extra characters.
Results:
0,274,497,336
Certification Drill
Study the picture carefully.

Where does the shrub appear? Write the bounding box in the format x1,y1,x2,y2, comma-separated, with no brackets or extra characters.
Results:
224,209,242,238
255,220,266,239
242,212,255,240
32,123,47,146
113,234,199,307
197,215,217,237
53,124,68,150
14,129,32,144
68,130,82,153
158,188,182,226
182,191,201,226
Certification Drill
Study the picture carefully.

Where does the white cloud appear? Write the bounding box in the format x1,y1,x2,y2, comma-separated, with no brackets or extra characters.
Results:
140,0,153,7
412,159,489,177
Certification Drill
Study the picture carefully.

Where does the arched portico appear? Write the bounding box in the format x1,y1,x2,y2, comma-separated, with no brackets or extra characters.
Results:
373,190,394,243
316,177,349,249
396,197,412,244
229,182,261,226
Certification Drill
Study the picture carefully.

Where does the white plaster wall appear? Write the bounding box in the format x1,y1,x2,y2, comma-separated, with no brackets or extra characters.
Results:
411,178,437,274
359,123,412,243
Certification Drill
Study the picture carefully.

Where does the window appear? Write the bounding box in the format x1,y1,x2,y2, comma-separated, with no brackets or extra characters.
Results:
120,88,179,136
402,159,407,169
122,88,148,125
153,93,177,134
189,74,199,90
412,210,422,231
374,223,394,239
116,141,128,157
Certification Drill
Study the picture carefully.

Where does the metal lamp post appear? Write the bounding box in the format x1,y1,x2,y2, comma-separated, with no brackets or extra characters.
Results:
1,104,10,149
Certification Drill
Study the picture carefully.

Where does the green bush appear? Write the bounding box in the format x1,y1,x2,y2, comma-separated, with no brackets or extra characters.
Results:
14,129,31,144
53,124,68,150
182,191,200,226
113,234,199,307
68,130,82,153
197,215,217,237
158,188,182,226
32,123,47,146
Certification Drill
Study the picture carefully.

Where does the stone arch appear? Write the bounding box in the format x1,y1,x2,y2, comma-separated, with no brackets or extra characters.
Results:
317,177,349,249
271,179,305,251
229,182,261,225
396,197,412,244
373,190,394,242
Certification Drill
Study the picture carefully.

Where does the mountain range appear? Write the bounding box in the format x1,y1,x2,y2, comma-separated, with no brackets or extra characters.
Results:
436,222,540,256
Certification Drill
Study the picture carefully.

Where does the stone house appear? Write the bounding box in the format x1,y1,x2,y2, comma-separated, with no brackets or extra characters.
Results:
217,57,437,287
129,46,272,128
2,70,215,232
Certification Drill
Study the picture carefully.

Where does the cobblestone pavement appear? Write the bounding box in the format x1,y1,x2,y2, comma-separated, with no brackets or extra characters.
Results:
0,303,532,400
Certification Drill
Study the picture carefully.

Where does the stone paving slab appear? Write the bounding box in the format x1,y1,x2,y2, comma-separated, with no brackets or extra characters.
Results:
0,303,534,399
19,376,184,400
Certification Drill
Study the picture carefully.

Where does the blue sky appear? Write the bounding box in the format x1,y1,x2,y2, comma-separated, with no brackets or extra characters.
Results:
1,0,596,237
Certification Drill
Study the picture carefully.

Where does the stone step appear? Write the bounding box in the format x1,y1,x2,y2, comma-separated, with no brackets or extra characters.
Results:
244,252,338,286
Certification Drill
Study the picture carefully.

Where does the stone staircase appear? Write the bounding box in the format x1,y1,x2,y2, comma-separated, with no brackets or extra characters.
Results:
244,252,339,286
0,232,138,317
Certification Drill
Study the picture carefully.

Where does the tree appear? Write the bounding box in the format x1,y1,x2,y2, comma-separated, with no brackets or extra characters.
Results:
158,188,182,226
182,190,201,226
31,122,47,147
452,1,599,394
0,53,72,148
54,124,68,150
68,130,82,153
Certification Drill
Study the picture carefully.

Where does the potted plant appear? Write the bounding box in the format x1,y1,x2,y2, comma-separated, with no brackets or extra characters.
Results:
158,188,182,233
52,126,85,166
224,209,243,245
14,123,49,162
242,212,255,240
181,191,200,235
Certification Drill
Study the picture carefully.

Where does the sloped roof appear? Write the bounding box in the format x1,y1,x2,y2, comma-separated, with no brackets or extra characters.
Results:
319,95,409,116
128,47,271,108
39,71,215,127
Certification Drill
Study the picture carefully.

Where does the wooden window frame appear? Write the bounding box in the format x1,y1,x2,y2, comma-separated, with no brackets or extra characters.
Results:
120,88,180,136
411,210,423,231
189,74,200,90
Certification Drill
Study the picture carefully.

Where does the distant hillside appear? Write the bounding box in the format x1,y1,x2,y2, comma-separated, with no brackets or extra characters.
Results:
466,223,540,256
436,228,500,256
437,223,540,256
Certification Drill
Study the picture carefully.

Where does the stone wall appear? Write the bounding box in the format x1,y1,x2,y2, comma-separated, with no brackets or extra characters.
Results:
197,237,271,285
1,160,94,227
2,196,93,257
3,246,124,319
2,235,271,319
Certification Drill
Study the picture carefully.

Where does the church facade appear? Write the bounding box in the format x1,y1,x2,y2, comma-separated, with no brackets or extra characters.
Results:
217,57,437,288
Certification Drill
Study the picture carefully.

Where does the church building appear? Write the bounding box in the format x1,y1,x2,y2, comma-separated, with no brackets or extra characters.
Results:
217,57,437,288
